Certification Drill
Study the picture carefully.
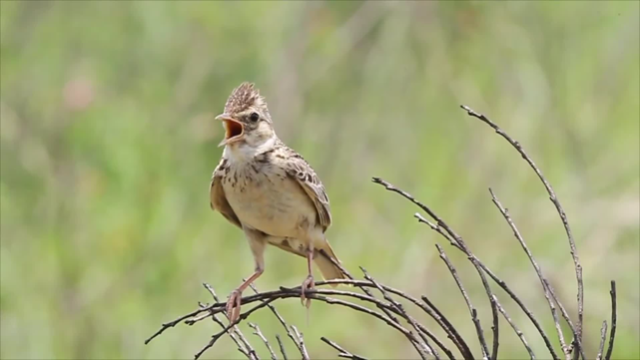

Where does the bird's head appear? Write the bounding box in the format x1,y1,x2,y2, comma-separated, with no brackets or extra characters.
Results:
216,82,275,149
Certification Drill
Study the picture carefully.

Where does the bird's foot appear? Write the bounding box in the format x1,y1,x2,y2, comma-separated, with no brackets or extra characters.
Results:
226,289,243,324
300,274,315,309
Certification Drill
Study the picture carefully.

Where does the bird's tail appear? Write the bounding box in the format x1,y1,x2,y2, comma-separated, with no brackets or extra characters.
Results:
314,241,349,287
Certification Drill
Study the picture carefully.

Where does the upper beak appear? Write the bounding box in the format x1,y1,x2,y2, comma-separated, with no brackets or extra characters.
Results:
215,113,244,147
215,113,231,121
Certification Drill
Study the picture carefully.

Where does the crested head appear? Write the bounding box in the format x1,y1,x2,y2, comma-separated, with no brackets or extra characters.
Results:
224,82,271,122
216,82,277,153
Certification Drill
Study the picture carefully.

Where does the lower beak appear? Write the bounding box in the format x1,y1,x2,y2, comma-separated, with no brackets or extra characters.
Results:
215,114,244,147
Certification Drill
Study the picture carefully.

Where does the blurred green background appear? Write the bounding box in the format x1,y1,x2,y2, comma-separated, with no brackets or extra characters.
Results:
1,1,638,359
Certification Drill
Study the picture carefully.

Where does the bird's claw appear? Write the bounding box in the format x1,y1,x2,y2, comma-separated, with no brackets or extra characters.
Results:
300,274,315,309
226,289,243,324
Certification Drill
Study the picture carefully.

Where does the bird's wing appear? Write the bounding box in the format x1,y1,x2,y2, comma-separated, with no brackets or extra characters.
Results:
209,158,242,228
280,147,332,231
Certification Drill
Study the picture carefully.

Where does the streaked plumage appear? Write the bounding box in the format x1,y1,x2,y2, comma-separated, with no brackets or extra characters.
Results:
209,82,346,322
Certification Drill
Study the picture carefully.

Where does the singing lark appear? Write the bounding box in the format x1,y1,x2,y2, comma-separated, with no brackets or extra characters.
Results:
210,82,347,322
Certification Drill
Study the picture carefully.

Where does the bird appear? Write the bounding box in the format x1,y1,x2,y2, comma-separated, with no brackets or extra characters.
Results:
209,82,348,323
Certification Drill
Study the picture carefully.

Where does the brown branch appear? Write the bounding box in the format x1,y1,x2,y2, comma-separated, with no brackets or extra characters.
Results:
488,188,572,358
330,278,465,360
198,301,252,359
595,321,608,360
476,262,559,359
460,104,584,354
275,334,288,360
147,283,433,359
319,250,428,358
421,295,473,360
194,298,277,359
145,308,203,344
492,294,535,358
320,249,401,325
372,177,500,360
604,281,617,360
374,177,560,359
305,291,427,360
290,325,310,360
249,322,277,360
361,267,436,358
247,283,307,359
435,244,489,359
542,279,586,360
202,283,257,359
373,170,559,360
321,337,368,360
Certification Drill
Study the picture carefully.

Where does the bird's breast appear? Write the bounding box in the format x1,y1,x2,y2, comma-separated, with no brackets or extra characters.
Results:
222,160,316,238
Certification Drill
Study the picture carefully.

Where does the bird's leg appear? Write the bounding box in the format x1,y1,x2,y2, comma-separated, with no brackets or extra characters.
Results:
225,268,263,324
300,248,315,309
226,231,265,324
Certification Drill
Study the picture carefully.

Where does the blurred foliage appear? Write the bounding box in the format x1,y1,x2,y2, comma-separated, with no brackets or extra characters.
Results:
1,1,638,359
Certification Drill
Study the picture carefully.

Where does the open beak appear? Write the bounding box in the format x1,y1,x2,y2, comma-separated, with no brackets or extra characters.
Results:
215,113,244,147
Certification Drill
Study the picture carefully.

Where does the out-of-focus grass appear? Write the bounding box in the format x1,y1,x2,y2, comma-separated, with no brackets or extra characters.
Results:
0,1,638,359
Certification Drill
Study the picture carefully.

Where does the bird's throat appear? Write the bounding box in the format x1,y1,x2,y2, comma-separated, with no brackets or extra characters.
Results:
224,135,278,164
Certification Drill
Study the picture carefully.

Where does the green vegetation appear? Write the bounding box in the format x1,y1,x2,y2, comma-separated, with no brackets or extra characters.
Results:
1,1,638,359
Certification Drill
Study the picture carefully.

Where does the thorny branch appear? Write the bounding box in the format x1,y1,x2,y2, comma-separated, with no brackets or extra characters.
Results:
145,105,618,360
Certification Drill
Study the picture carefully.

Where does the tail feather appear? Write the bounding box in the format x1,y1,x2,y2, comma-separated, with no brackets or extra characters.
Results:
314,241,348,287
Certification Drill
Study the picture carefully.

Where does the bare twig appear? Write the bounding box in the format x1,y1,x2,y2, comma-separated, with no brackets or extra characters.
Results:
421,295,473,360
145,309,203,344
372,177,500,359
319,250,430,359
373,177,500,360
333,279,465,360
290,325,310,360
202,283,257,359
321,337,368,360
197,301,252,359
204,283,258,360
248,283,307,358
595,321,608,360
194,298,277,360
320,249,401,325
460,104,583,352
543,279,586,360
249,322,278,360
491,295,535,359
144,283,259,359
435,244,489,360
275,334,288,360
375,168,560,360
305,291,427,360
604,281,617,360
146,283,428,359
361,267,436,358
489,188,571,358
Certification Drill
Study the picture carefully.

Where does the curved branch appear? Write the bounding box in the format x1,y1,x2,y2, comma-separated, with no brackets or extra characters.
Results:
375,177,561,358
143,104,618,360
372,177,500,360
460,104,583,355
489,188,573,358
435,244,489,359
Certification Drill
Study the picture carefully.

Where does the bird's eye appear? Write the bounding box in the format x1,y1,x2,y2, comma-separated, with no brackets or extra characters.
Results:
249,112,260,122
